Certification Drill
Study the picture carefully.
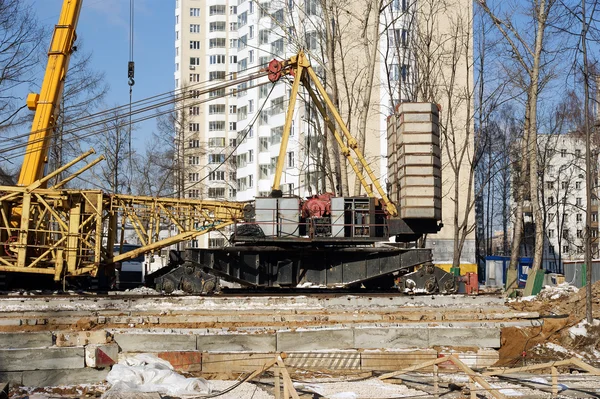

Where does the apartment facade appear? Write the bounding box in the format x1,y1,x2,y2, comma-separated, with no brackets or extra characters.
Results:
533,133,599,272
175,0,239,247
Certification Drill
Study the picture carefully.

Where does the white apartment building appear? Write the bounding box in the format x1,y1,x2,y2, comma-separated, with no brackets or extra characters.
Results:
535,133,599,273
175,0,239,248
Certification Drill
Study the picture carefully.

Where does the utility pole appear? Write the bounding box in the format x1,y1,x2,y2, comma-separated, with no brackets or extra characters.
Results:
582,0,593,324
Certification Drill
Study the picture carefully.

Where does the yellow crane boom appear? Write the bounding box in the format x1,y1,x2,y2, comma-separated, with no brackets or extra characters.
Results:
18,0,83,187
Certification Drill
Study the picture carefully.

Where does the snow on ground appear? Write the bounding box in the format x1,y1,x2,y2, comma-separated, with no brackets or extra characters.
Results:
294,378,427,398
537,283,578,301
568,318,600,338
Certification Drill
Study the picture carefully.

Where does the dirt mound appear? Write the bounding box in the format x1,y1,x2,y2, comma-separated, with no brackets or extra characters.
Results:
500,281,600,366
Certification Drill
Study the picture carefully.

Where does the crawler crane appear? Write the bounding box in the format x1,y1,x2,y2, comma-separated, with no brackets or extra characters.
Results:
0,0,456,293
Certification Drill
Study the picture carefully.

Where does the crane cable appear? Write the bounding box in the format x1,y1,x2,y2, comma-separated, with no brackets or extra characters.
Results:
127,0,135,194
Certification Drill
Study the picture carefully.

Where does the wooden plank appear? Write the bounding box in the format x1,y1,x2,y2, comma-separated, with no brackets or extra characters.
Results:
447,355,507,399
379,356,450,380
276,356,300,399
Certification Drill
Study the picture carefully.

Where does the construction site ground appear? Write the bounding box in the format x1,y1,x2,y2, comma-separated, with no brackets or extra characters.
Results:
1,283,600,398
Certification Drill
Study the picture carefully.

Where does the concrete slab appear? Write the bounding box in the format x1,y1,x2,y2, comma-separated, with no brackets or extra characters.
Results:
354,328,429,349
56,330,108,347
85,344,118,368
429,328,500,348
114,333,196,352
361,349,437,371
21,367,109,387
277,329,354,351
286,352,360,370
196,334,276,352
0,332,52,349
0,371,22,385
0,347,84,371
201,352,275,374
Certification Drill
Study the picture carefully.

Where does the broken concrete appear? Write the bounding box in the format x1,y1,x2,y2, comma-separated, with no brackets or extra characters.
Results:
85,343,118,368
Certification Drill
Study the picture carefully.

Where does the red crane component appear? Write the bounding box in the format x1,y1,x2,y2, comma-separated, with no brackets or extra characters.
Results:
302,193,333,218
267,59,283,82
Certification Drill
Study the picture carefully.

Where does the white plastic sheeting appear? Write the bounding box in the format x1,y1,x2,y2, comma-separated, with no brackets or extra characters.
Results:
102,354,210,398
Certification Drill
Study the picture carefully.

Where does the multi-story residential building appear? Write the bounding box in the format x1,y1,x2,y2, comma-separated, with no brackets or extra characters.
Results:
532,133,599,272
175,0,239,247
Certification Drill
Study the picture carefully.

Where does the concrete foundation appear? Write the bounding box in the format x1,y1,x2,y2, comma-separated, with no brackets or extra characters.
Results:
0,347,84,371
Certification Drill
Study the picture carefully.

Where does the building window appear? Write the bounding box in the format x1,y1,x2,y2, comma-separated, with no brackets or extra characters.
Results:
239,35,248,50
209,5,226,15
208,188,226,198
189,123,200,132
577,213,583,222
188,189,199,198
210,88,225,98
547,196,554,206
230,39,238,48
230,6,237,14
209,38,226,48
260,165,268,178
209,171,225,181
260,137,269,152
593,212,598,222
209,104,225,114
248,149,254,163
230,22,238,31
249,50,255,64
209,71,226,81
561,148,566,157
305,31,318,50
548,229,554,238
577,229,584,238
190,24,201,33
189,73,201,82
563,245,569,253
209,121,225,131
229,105,237,114
238,11,248,27
305,0,317,15
577,197,582,206
188,173,199,182
228,122,236,131
389,64,399,81
248,174,254,188
188,156,199,165
249,0,255,13
208,137,225,147
576,181,582,189
249,99,254,113
561,181,568,190
189,106,200,116
209,154,226,164
593,230,598,238
287,151,294,168
209,55,226,65
189,139,200,148
210,21,226,32
259,30,269,44
190,57,200,66
549,245,554,255
190,8,201,16
190,41,201,50
575,149,582,157
271,38,284,54
238,105,248,120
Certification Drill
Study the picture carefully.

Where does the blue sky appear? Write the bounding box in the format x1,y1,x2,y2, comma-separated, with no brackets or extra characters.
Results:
27,0,175,145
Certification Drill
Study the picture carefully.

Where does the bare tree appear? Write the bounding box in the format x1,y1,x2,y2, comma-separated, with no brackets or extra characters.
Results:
478,0,559,288
0,0,45,130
